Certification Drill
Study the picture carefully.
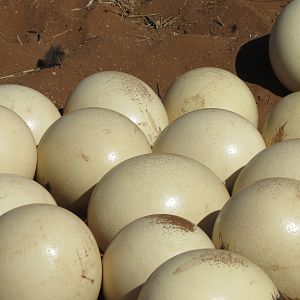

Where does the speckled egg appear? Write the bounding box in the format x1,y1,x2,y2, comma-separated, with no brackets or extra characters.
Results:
88,153,229,251
263,91,300,146
64,71,168,145
213,177,300,299
138,249,280,300
103,214,214,300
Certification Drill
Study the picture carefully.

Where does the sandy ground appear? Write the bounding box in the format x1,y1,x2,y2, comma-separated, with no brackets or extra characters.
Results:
0,0,291,130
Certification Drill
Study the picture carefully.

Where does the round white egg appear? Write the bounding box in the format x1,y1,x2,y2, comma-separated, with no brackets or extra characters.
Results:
0,84,61,144
103,214,214,300
37,107,151,217
0,173,56,216
0,105,36,178
64,71,169,145
269,0,300,91
163,67,258,126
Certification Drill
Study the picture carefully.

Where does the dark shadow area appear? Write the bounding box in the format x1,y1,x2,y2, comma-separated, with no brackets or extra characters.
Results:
72,185,96,220
122,284,143,300
235,34,289,97
198,210,220,238
225,166,244,195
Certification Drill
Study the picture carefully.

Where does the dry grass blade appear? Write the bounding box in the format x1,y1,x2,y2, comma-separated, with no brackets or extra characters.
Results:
0,68,41,80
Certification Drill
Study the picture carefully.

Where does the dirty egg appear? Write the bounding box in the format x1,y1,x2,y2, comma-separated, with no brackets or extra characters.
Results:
64,71,169,146
138,249,280,300
87,153,229,252
263,91,300,146
213,177,300,299
163,67,258,127
102,214,214,300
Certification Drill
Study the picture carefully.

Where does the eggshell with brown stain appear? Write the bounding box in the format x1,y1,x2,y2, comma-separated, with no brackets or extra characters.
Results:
103,214,214,300
263,91,300,146
87,153,229,251
213,177,300,299
64,71,168,146
138,249,280,300
163,67,258,127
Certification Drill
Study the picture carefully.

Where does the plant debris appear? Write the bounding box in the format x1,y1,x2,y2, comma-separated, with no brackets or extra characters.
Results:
37,45,65,69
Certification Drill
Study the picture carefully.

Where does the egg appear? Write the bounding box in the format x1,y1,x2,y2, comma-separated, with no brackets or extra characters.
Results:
0,173,56,216
103,214,214,300
163,67,258,126
152,109,266,189
36,107,151,217
87,153,229,251
137,249,280,300
233,138,300,194
64,71,169,146
0,204,102,300
263,91,300,146
213,177,300,299
269,0,300,91
0,105,36,178
0,84,61,145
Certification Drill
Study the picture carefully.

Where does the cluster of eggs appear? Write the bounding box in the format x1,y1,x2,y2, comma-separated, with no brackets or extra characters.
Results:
0,1,300,299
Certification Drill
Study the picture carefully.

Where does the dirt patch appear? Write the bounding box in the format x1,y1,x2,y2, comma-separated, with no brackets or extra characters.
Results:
0,0,291,131
271,121,288,145
149,214,197,233
173,249,249,275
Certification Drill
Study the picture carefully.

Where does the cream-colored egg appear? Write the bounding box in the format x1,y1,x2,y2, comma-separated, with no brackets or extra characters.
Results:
213,177,300,299
0,105,36,178
103,214,214,300
263,91,300,146
0,204,102,300
36,107,151,217
153,109,265,188
87,153,229,251
163,67,258,126
138,249,280,300
64,71,169,145
0,173,56,216
233,139,300,194
0,84,61,144
269,0,300,91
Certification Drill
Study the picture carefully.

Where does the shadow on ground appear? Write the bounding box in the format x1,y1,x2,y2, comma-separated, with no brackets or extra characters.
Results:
235,34,289,98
